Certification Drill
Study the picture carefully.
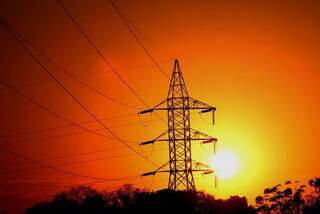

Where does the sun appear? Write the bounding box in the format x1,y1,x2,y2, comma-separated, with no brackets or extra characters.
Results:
209,150,239,179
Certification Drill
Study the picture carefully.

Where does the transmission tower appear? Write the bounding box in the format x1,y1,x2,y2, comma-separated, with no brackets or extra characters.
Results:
140,59,218,191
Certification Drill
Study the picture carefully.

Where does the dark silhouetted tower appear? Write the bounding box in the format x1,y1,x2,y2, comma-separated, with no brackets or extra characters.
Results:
140,60,217,191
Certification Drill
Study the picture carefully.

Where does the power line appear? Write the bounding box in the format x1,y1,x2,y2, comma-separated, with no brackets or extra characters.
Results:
11,25,141,111
0,112,137,139
0,17,159,168
0,78,160,182
0,79,139,180
1,109,199,147
2,175,140,197
0,59,171,91
0,153,135,176
55,0,167,126
0,67,154,182
0,109,199,169
0,118,161,147
40,177,169,200
0,145,135,168
0,19,128,144
0,127,128,147
108,0,170,80
0,135,175,171
0,79,121,143
55,0,149,107
2,174,206,198
0,147,114,180
0,147,167,176
2,175,143,198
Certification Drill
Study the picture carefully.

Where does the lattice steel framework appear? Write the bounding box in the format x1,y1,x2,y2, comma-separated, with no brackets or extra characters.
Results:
140,60,217,191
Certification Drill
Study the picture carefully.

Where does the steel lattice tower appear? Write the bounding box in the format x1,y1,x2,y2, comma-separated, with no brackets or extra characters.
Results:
140,60,217,191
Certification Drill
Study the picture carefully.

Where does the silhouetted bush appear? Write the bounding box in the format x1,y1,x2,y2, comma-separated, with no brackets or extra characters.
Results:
255,177,320,214
25,177,320,214
25,184,255,214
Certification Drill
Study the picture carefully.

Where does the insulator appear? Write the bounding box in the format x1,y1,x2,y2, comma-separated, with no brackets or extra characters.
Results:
201,108,213,113
203,170,214,175
215,174,218,188
212,110,215,126
142,171,156,176
140,140,155,146
202,139,213,144
203,138,218,143
139,109,154,114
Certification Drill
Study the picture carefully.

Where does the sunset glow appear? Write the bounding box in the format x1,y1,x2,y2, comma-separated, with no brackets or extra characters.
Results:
210,150,238,179
0,0,319,213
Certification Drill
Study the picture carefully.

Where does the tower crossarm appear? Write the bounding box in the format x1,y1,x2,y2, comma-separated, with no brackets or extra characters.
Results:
142,160,214,175
141,161,169,177
138,99,167,114
188,97,215,111
138,97,216,112
139,97,216,125
191,160,214,174
140,129,217,146
140,130,168,146
189,128,217,143
188,97,216,126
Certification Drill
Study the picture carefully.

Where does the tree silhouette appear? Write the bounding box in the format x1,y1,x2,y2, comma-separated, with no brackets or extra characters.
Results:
25,178,320,214
25,184,255,214
255,177,320,214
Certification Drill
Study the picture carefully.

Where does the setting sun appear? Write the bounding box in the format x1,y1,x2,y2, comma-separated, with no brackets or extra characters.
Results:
210,151,239,179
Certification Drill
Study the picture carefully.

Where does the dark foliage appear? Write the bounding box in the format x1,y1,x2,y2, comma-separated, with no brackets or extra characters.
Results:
25,184,255,214
25,177,320,214
255,177,320,214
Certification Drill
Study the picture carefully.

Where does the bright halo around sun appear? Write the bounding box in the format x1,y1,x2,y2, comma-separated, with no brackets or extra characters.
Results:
209,150,238,179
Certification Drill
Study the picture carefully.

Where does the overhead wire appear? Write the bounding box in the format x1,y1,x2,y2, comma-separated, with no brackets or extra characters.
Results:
0,110,197,143
0,79,125,144
0,80,145,180
2,175,167,198
56,0,149,107
13,26,142,111
0,59,171,91
0,0,175,187
0,147,167,176
55,0,167,125
0,145,132,168
0,147,113,180
0,0,215,194
0,112,137,139
108,0,170,80
2,175,140,198
0,153,137,176
2,173,208,199
0,129,128,147
0,135,165,170
0,77,137,180
0,17,159,168
0,118,162,147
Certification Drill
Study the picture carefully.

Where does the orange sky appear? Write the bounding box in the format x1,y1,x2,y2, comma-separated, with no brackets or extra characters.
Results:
0,0,320,213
